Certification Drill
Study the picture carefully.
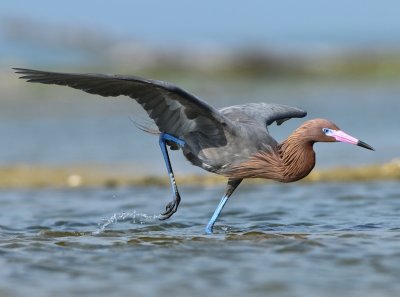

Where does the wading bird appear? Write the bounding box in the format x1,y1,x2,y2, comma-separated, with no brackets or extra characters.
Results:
15,68,374,233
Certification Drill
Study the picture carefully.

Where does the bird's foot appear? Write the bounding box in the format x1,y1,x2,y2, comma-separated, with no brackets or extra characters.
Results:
205,224,214,234
159,193,181,220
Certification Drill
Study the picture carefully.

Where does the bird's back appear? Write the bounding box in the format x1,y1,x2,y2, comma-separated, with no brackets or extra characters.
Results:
181,103,306,176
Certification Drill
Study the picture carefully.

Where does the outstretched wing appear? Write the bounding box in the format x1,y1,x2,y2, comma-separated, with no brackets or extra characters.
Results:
14,68,231,138
219,103,307,131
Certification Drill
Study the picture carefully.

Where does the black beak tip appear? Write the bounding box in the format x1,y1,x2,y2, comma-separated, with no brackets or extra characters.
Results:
357,140,375,151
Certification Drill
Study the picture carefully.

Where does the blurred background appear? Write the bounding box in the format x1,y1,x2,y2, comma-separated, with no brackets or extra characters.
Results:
2,2,400,297
1,0,400,177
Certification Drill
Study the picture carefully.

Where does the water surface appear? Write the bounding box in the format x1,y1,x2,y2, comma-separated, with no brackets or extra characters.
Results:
1,181,400,297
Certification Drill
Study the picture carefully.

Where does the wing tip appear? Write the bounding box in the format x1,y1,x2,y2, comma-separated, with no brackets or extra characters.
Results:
289,105,307,119
268,104,308,126
14,67,31,78
13,67,51,82
13,67,35,74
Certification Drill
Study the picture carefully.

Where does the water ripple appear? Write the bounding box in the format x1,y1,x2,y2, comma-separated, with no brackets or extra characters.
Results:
0,182,400,297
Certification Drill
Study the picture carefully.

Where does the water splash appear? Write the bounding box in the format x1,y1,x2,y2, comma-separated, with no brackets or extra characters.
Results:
93,211,161,235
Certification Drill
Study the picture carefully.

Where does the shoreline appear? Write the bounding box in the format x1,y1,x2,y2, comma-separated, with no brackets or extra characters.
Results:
1,160,399,188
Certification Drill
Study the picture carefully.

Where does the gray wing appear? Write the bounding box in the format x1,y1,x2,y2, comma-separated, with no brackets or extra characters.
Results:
219,103,307,131
185,103,307,173
14,68,231,138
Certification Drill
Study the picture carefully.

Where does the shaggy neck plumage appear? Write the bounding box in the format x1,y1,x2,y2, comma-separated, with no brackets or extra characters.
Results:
228,124,316,182
277,130,316,182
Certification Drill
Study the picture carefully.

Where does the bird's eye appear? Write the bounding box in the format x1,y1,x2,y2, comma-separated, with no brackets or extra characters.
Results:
322,128,330,134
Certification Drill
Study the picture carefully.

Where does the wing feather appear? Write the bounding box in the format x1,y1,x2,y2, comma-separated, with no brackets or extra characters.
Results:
14,68,231,139
219,103,307,131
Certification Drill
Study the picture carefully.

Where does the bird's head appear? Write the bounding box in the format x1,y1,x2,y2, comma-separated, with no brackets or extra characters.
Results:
299,119,375,150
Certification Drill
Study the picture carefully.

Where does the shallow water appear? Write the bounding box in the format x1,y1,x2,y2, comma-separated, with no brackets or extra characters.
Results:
1,181,400,297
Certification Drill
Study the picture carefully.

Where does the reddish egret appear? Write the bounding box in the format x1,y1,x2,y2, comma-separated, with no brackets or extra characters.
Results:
15,68,374,233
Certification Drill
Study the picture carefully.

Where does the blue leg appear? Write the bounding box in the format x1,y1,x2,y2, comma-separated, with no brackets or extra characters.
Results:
205,195,229,234
205,178,242,234
159,133,185,220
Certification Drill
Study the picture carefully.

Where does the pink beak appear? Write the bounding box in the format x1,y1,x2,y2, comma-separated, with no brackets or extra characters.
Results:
330,130,375,151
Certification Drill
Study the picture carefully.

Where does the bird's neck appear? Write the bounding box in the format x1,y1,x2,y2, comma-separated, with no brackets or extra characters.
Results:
227,132,316,182
277,132,316,182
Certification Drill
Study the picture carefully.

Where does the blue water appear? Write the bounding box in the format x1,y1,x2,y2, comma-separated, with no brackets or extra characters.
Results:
1,182,400,297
